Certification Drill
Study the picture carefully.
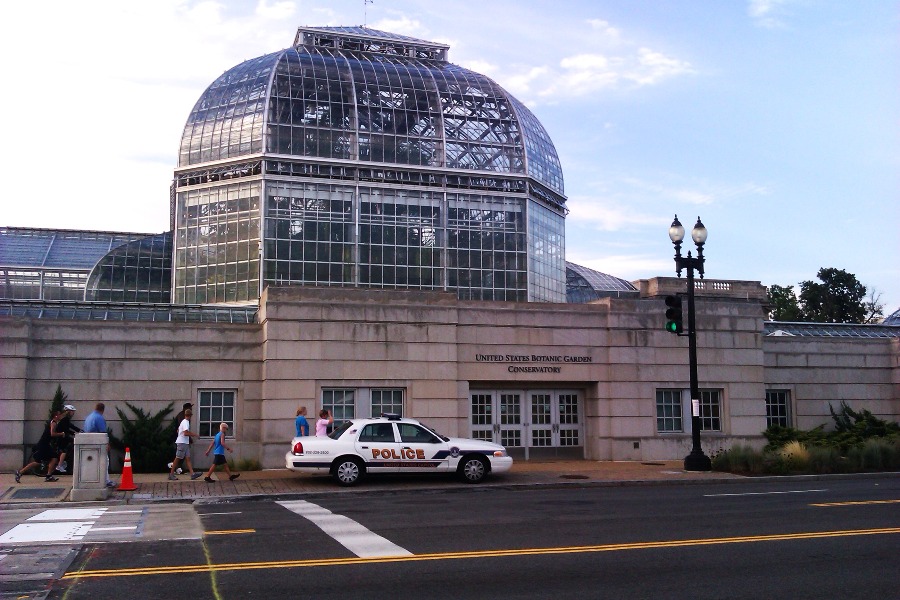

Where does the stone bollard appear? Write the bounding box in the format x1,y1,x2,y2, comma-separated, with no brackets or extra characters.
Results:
70,432,110,501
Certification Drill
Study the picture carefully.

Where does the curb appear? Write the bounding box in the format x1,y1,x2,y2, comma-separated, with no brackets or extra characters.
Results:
4,470,897,510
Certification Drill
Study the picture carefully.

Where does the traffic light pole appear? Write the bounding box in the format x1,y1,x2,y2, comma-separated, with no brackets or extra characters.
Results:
669,215,711,472
683,259,711,471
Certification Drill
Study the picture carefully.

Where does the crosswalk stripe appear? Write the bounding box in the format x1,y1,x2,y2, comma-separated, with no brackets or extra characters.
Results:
277,500,412,558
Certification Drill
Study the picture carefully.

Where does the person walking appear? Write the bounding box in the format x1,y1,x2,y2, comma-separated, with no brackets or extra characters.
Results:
83,402,116,487
203,423,240,482
169,405,203,480
167,402,194,473
55,404,81,473
15,411,65,482
295,406,309,437
315,409,333,436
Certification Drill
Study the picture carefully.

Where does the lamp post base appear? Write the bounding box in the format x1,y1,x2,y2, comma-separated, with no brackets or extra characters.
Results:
683,450,712,472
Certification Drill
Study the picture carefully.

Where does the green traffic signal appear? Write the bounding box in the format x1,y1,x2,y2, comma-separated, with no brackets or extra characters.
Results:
664,295,683,334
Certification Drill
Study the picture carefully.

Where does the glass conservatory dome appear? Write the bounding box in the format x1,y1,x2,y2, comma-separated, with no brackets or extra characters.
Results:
178,26,564,194
173,27,567,305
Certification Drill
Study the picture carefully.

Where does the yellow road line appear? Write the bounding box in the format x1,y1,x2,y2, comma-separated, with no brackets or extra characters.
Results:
810,499,900,507
205,529,256,535
62,527,900,580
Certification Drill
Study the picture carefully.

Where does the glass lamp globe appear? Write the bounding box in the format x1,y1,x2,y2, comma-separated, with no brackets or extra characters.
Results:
691,217,707,245
668,216,685,244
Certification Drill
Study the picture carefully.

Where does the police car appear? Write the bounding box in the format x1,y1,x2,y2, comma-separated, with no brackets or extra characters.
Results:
285,414,513,486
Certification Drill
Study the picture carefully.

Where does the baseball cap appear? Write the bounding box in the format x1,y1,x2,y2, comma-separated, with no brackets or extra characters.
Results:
182,403,193,410
64,404,76,411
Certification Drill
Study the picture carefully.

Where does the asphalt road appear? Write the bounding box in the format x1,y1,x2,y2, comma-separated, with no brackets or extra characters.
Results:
9,476,900,599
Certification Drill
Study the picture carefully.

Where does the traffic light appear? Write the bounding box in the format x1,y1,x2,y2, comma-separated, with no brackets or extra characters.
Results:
665,295,683,334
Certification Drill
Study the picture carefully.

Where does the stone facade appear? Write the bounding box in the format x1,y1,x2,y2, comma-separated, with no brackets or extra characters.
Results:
1,280,897,471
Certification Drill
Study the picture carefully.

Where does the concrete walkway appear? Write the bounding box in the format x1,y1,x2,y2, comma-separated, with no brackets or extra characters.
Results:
2,460,747,506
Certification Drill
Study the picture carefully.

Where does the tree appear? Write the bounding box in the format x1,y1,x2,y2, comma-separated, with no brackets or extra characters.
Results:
863,287,885,324
49,384,67,419
798,268,867,323
766,284,802,321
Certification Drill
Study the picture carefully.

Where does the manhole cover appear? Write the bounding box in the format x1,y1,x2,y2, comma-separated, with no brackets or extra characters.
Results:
559,474,589,480
9,488,66,500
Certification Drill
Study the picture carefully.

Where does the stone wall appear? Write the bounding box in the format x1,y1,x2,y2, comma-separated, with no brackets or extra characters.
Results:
763,336,898,430
1,282,897,470
0,317,261,470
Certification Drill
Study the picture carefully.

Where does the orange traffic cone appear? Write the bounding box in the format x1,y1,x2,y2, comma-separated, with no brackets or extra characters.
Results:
118,447,137,491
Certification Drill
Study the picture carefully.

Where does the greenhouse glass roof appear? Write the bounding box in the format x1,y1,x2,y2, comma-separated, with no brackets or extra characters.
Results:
0,227,148,269
178,26,564,196
764,321,900,338
565,262,638,303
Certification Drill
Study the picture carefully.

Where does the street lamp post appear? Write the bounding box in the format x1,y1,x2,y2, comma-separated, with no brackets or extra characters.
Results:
668,215,712,472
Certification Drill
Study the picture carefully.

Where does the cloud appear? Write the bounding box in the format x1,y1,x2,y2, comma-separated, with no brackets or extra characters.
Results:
566,251,670,282
516,48,692,100
370,16,426,37
567,197,664,232
483,18,694,102
748,0,791,29
587,19,622,42
564,176,768,235
617,176,769,207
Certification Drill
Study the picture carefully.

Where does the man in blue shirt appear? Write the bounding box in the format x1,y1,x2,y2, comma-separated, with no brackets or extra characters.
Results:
83,402,115,487
83,403,107,434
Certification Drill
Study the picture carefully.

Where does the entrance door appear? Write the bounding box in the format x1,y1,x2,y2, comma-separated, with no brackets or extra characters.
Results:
469,391,524,449
528,391,582,449
472,389,582,458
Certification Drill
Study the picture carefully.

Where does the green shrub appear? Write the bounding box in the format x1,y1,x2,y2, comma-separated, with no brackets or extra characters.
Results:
857,438,898,471
711,444,765,474
762,453,790,475
806,445,840,474
108,402,177,473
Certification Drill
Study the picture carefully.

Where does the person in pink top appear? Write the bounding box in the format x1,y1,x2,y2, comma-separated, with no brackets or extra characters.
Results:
315,409,333,436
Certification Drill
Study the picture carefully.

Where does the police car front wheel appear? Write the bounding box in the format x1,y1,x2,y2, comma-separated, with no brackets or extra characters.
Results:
458,455,488,483
333,457,364,486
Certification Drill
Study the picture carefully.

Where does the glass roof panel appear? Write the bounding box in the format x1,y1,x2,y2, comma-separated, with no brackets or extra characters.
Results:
763,321,900,338
0,228,149,269
178,28,565,195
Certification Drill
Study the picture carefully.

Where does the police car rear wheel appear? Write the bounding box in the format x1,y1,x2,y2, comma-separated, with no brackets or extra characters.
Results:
459,455,487,483
333,457,364,486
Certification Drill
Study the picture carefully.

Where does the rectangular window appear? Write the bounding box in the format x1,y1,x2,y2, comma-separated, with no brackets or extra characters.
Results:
322,388,355,427
371,389,404,417
765,390,791,428
699,390,722,432
656,389,683,433
197,389,236,437
321,387,407,433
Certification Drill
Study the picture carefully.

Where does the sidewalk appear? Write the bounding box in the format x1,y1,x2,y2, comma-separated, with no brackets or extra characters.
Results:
1,460,746,506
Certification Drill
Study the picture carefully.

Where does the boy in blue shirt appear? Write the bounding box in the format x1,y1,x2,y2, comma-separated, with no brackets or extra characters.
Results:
203,422,240,482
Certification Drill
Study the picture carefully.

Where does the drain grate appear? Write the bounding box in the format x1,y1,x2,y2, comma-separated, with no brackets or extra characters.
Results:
8,488,66,500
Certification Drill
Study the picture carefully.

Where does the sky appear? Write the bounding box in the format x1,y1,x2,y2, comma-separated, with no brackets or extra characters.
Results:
2,0,898,314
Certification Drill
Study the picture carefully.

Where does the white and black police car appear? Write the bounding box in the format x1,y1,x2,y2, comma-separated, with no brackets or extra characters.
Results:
285,414,513,486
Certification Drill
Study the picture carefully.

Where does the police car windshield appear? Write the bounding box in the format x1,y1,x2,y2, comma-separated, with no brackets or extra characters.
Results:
422,424,450,442
329,421,354,440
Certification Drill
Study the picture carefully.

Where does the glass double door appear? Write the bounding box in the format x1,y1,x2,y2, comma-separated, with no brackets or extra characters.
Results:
471,389,582,456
